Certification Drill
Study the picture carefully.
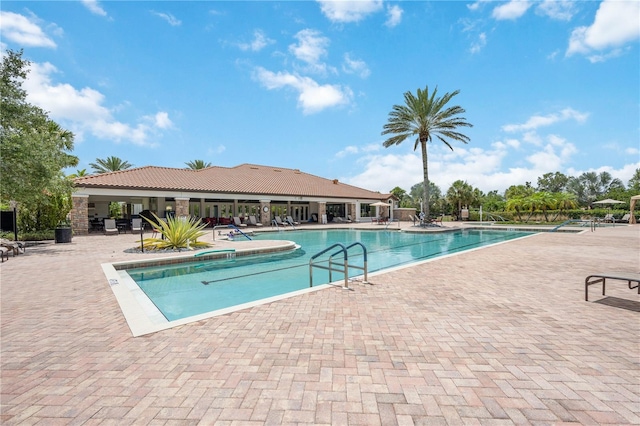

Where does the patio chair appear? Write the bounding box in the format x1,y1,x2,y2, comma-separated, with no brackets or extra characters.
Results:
0,238,25,256
131,218,143,233
601,213,615,223
286,216,299,225
247,216,263,227
0,246,8,262
274,216,290,226
615,213,630,223
233,217,247,227
104,219,118,236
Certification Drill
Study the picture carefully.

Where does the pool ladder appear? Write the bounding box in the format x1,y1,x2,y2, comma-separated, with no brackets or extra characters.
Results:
309,242,369,289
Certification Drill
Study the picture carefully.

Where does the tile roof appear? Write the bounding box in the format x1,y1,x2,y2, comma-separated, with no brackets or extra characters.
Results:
73,163,390,200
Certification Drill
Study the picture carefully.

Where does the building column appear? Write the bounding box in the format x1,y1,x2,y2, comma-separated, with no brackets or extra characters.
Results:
71,194,90,235
175,197,190,217
348,203,356,221
259,200,271,225
318,202,327,223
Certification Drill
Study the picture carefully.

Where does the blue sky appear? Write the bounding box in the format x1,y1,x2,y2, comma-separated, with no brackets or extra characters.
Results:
1,0,639,195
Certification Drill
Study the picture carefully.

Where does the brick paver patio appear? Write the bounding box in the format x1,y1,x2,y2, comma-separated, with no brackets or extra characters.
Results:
1,223,639,425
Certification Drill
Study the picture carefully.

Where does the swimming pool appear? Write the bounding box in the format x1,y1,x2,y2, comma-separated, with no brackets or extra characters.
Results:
122,229,533,325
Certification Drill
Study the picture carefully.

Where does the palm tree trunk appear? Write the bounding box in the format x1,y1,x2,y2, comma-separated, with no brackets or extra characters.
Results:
421,141,430,218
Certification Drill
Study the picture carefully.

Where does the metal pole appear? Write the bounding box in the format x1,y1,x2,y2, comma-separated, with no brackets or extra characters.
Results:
13,206,18,242
343,259,349,289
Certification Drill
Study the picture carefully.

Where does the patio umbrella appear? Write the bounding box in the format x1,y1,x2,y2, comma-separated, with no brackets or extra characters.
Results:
592,198,625,206
593,198,625,222
370,201,389,207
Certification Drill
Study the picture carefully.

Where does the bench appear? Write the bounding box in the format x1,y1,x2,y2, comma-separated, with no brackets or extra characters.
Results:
585,272,640,301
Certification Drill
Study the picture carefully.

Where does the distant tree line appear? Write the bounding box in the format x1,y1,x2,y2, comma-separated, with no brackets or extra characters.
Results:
390,169,640,222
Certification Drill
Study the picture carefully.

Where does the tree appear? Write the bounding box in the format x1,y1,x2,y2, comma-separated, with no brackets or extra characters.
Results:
628,168,640,193
537,172,569,193
551,192,578,221
390,186,413,208
67,169,88,178
409,181,444,214
527,191,556,222
446,180,474,219
185,159,212,170
482,190,505,212
1,50,78,226
505,183,534,200
89,156,132,173
382,86,472,218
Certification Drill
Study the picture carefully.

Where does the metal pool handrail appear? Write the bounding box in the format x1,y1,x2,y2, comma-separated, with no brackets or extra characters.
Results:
309,242,368,289
212,224,252,241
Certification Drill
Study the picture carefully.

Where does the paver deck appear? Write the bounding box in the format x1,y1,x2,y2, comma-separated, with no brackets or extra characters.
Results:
1,222,639,425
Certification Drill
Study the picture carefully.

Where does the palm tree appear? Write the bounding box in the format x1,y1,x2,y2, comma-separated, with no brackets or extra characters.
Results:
551,192,578,221
185,159,212,170
382,86,472,217
67,169,88,179
446,180,474,220
89,156,133,174
528,192,556,222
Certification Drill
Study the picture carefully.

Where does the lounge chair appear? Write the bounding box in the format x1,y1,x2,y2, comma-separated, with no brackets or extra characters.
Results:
1,246,9,262
601,213,615,223
247,216,263,227
233,217,247,228
585,272,640,301
131,218,143,232
615,213,630,223
286,216,299,225
104,219,118,235
0,238,25,256
274,216,289,226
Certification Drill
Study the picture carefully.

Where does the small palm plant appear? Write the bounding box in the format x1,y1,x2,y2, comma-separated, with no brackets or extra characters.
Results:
142,213,211,251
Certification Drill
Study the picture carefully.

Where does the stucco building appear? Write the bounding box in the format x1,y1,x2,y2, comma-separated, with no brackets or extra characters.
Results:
71,163,394,235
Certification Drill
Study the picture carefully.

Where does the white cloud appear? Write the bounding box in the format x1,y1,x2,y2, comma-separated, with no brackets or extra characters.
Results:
502,108,589,132
252,67,352,114
342,53,370,78
238,29,274,52
23,61,169,146
150,112,173,129
317,0,383,23
342,131,586,195
470,32,487,54
385,5,403,28
567,0,640,59
0,11,56,48
625,147,639,156
526,135,576,171
335,145,359,158
289,29,329,65
467,0,490,12
208,145,226,155
289,29,335,75
152,11,181,26
492,0,531,20
536,0,575,21
81,0,107,17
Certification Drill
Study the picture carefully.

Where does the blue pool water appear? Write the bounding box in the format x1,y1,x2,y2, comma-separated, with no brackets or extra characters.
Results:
127,229,532,321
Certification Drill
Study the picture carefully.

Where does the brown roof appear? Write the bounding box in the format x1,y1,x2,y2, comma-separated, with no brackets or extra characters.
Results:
73,163,389,200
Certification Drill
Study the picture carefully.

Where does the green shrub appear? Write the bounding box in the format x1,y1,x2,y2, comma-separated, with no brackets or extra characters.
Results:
1,230,55,241
142,214,211,250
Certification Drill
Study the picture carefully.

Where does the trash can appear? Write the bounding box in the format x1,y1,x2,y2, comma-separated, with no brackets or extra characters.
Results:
54,227,72,243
